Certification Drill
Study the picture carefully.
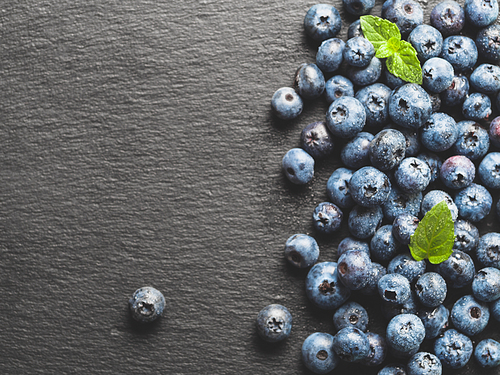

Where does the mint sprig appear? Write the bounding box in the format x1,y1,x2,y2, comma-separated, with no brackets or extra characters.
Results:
409,201,455,264
360,15,422,84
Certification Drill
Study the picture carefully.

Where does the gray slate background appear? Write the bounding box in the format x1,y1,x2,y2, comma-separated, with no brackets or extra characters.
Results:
0,0,499,374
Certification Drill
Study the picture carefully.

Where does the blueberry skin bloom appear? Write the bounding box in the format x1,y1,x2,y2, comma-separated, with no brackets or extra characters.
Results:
475,232,500,268
293,63,325,100
382,0,423,37
316,38,345,74
369,129,407,171
313,202,343,234
462,93,492,121
327,168,355,209
303,4,342,42
337,237,370,257
434,329,473,369
455,183,492,222
271,87,303,120
407,352,442,375
348,19,364,38
415,272,447,307
493,298,500,321
379,364,408,375
383,187,422,221
441,75,469,107
421,190,458,221
340,132,374,169
453,219,479,252
475,339,500,368
300,121,334,159
392,213,419,245
388,83,432,130
476,24,500,62
302,332,339,374
451,294,490,336
360,262,387,295
324,75,354,104
256,304,292,342
332,301,369,331
489,116,500,148
417,152,442,182
362,332,387,366
421,112,458,152
346,56,382,87
378,273,411,304
422,57,454,94
284,234,319,269
440,36,478,73
349,166,391,207
348,205,384,239
430,1,465,36
478,152,500,189
453,120,490,161
370,225,400,262
472,267,500,302
417,304,450,340
129,286,166,323
343,37,375,68
408,25,443,62
386,314,425,354
437,250,475,288
355,83,392,128
470,63,500,95
282,148,314,185
464,0,499,27
305,262,351,310
337,249,372,290
440,155,475,190
326,96,366,139
343,0,375,16
332,327,370,362
388,254,426,283
394,126,421,157
394,157,431,194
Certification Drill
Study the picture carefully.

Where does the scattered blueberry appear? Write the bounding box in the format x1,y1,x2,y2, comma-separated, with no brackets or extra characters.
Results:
430,0,465,36
349,166,391,207
271,87,303,120
340,132,374,169
326,96,366,138
369,129,407,171
282,148,315,184
256,304,293,342
454,183,492,222
302,332,340,374
440,155,475,190
386,314,425,354
312,202,343,234
293,63,325,100
414,272,447,307
304,4,342,41
407,352,442,375
284,234,319,268
325,75,354,104
472,267,500,302
348,205,384,239
305,262,351,310
327,168,355,209
300,121,334,159
474,339,500,368
129,286,165,323
332,326,371,362
450,294,490,336
337,249,372,290
434,329,473,369
316,38,345,73
332,301,369,331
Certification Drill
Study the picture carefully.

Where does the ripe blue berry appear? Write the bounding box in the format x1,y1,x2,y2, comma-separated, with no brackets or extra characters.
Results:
387,253,426,283
383,187,422,221
453,120,490,161
340,132,374,169
332,301,369,331
313,202,343,234
304,4,342,42
382,0,423,37
478,152,500,189
475,232,500,268
327,168,355,209
343,37,375,68
337,249,372,290
474,339,500,368
343,0,376,16
129,286,166,323
407,352,442,375
430,0,465,36
360,262,387,295
470,63,500,95
300,121,334,159
378,273,411,304
337,237,370,257
420,112,458,152
316,38,345,73
394,157,431,194
284,234,319,268
472,267,500,302
348,205,384,239
440,36,478,73
422,57,454,94
437,250,475,288
271,87,303,120
462,93,492,121
346,56,383,86
421,190,458,221
348,19,363,38
326,96,366,139
369,129,407,171
408,25,443,61
362,332,388,366
441,75,469,107
256,304,292,342
355,83,392,128
378,364,408,375
302,332,340,374
392,213,419,245
386,314,425,354
417,304,450,340
305,262,351,310
434,329,473,369
489,116,500,148
417,152,442,182
293,63,325,100
464,0,499,28
332,326,371,362
370,225,401,262
415,272,447,307
476,24,500,63
454,183,492,222
440,155,475,190
453,219,479,252
450,294,490,336
324,75,354,104
388,83,432,130
282,148,315,185
349,166,391,207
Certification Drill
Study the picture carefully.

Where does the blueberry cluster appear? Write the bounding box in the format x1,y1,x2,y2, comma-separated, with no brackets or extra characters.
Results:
261,0,500,373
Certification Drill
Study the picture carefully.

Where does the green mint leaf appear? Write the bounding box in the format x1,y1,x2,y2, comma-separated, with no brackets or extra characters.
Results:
409,201,455,264
360,15,401,51
386,40,423,84
375,37,401,58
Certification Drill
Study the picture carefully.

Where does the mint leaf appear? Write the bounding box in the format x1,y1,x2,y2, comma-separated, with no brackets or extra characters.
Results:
360,15,401,51
376,37,401,58
409,201,455,264
386,40,423,84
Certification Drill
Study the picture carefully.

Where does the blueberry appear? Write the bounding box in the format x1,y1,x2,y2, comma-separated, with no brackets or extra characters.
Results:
441,75,469,107
451,294,490,336
343,0,375,15
340,132,374,169
440,155,475,190
327,168,355,209
386,314,425,354
434,329,473,369
305,262,351,310
464,0,499,27
370,225,401,263
440,35,478,73
378,273,412,304
383,186,422,222
349,166,391,207
324,75,354,104
378,364,408,375
343,37,375,68
394,157,431,194
271,87,303,120
333,301,369,331
462,92,492,121
362,332,388,366
337,249,372,290
430,0,465,36
476,24,500,62
384,69,406,89
337,237,370,257
472,267,500,302
392,213,419,245
453,219,479,252
346,56,383,86
420,112,458,152
470,63,500,95
355,83,392,128
382,292,419,321
489,116,500,148
455,183,492,222
284,234,319,268
493,298,500,321
359,262,387,295
256,304,292,342
347,19,364,39
293,63,325,100
475,232,500,268
316,38,345,74
300,121,334,159
128,286,165,323
421,190,458,221
282,148,315,184
369,129,407,171
391,126,421,157
388,84,432,130
332,326,371,362
387,253,426,283
326,96,366,139
416,152,442,182
348,205,384,239
475,339,500,368
417,304,450,340
382,0,423,37
304,4,342,42
408,25,443,62
302,332,340,374
415,272,447,307
313,202,343,234
437,250,475,288
478,152,500,189
453,120,490,160
422,57,454,94
407,352,442,375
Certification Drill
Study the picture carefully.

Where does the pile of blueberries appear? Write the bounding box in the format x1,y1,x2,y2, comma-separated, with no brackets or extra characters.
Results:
257,0,500,374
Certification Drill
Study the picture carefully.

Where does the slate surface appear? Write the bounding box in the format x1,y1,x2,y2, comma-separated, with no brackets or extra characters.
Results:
0,1,499,374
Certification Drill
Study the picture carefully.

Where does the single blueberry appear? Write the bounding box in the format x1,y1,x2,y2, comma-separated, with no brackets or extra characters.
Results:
305,262,351,310
313,202,343,234
478,152,500,189
300,121,334,159
346,56,382,86
434,329,473,369
470,63,500,95
421,190,458,221
464,0,499,27
359,262,387,295
437,250,475,288
293,63,325,100
378,364,408,375
332,326,371,362
304,4,342,42
387,253,426,283
362,332,388,366
453,219,479,252
316,38,345,74
475,232,500,268
302,332,340,374
386,314,425,354
349,166,391,207
462,92,492,121
408,25,443,61
284,234,319,268
327,168,355,209
455,183,492,222
340,132,374,169
392,213,419,245
370,225,401,263
416,152,442,182
343,36,375,68
129,286,165,323
441,75,469,107
332,301,369,331
420,112,458,152
430,0,465,36
453,120,490,161
324,75,354,104
355,83,392,128
347,19,364,39
325,96,366,139
451,294,490,336
476,24,500,63
440,155,475,190
348,205,384,239
383,186,422,222
382,0,423,37
489,116,500,148
472,267,500,302
388,83,432,130
337,237,370,257
394,157,431,194
417,304,450,340
337,249,372,290
407,352,442,375
440,35,478,73
282,148,315,185
378,273,412,304
415,272,447,307
271,87,303,120
422,57,454,94
256,304,293,342
369,129,407,171
474,339,500,368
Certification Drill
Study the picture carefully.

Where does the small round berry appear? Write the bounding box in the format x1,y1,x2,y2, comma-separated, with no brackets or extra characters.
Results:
304,4,342,42
415,272,447,307
474,339,500,368
451,294,490,336
355,83,392,128
476,24,500,63
464,0,499,28
300,121,334,159
422,57,454,94
421,190,458,221
326,96,366,139
430,0,465,36
416,152,442,182
441,75,469,107
332,301,369,331
316,38,345,74
417,305,450,340
392,213,419,245
337,237,370,257
293,63,325,100
388,83,432,130
343,0,375,16
282,148,314,185
256,304,292,342
284,234,319,268
408,25,443,61
129,286,165,323
343,37,375,68
271,87,303,120
332,327,371,362
387,253,426,283
346,56,382,86
470,63,500,95
305,262,351,310
383,187,422,221
441,36,478,73
369,129,407,171
378,364,408,375
437,250,475,288
327,168,355,209
407,352,442,375
453,220,479,252
325,75,354,104
337,249,372,290
302,332,340,374
382,0,424,37
348,205,384,239
453,120,490,161
478,152,500,189
490,116,500,148
420,112,458,152
454,183,492,222
462,93,492,121
386,314,425,354
440,155,475,190
394,157,431,194
434,329,473,369
349,166,391,207
370,225,401,262
378,273,411,305
313,202,343,234
472,267,500,302
362,332,387,366
340,132,374,169
476,232,500,268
